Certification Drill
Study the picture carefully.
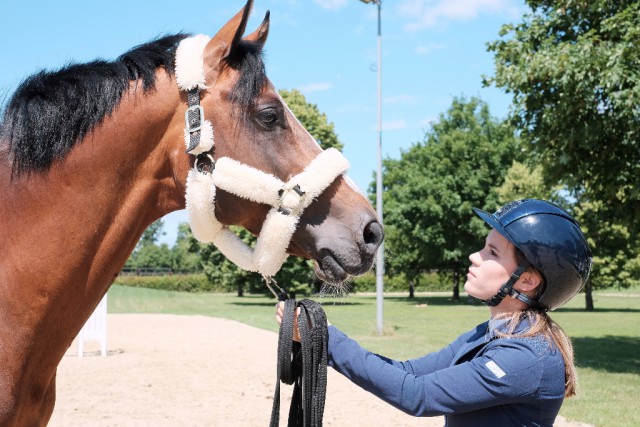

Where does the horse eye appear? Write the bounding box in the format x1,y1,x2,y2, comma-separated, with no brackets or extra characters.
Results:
258,108,278,125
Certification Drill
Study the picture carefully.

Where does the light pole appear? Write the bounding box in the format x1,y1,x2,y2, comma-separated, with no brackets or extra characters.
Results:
358,0,384,336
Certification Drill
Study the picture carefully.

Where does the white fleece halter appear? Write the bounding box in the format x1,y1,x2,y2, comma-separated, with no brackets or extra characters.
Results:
177,35,350,278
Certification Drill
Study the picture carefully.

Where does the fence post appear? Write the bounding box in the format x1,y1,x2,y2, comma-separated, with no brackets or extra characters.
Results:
78,294,108,357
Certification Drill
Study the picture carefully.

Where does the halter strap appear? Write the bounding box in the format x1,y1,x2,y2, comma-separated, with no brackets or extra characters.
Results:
176,35,351,278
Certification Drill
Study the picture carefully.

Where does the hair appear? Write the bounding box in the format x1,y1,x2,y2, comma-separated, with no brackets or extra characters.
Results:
497,247,578,398
0,33,190,176
224,39,266,111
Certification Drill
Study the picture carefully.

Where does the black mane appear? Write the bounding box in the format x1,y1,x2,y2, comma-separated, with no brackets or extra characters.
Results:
0,32,269,176
0,33,189,175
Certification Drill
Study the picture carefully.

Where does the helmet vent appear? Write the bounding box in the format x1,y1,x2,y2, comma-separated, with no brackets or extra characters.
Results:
495,199,527,219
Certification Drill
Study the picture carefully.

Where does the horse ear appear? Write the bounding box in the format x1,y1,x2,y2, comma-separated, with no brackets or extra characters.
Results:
205,0,253,63
244,11,270,50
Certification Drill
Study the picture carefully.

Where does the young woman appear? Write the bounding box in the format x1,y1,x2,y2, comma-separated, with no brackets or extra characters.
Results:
276,199,592,427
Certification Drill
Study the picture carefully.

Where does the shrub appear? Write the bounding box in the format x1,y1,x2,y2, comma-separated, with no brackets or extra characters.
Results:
113,274,221,292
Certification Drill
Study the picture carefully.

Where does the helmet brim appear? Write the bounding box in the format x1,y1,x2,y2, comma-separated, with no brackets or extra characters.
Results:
474,207,506,236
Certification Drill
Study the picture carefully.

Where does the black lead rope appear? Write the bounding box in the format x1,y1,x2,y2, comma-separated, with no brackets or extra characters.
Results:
270,298,328,427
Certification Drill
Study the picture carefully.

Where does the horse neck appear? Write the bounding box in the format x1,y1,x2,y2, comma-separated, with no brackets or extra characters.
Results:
0,71,188,352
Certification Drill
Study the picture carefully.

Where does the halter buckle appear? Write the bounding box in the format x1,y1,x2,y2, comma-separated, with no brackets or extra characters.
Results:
185,105,205,134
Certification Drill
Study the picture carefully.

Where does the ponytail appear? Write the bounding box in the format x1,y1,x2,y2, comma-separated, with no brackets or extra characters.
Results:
501,309,578,397
502,249,578,397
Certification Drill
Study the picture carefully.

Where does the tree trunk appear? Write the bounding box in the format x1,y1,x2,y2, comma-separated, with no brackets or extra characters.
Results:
237,283,244,297
584,279,594,311
452,269,460,301
409,280,415,299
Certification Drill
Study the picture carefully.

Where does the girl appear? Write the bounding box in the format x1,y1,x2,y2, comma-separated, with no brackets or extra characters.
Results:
276,199,592,427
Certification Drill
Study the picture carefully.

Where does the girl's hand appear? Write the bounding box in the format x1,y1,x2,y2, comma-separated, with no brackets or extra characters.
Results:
276,301,301,342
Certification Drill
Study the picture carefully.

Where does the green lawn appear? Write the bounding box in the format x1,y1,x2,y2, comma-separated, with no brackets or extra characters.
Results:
108,285,640,427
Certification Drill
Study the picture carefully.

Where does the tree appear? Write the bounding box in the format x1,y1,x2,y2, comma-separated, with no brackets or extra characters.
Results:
496,161,558,203
171,222,203,273
485,1,640,302
125,219,173,272
138,219,165,248
279,89,344,151
572,200,640,310
383,97,520,300
485,1,640,223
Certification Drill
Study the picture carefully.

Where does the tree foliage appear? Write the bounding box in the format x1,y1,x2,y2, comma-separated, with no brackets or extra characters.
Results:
496,161,558,204
125,220,200,273
279,89,344,151
383,97,521,299
485,0,640,226
485,0,640,294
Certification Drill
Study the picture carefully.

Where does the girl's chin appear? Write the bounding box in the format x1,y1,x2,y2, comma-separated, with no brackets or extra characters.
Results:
464,283,484,300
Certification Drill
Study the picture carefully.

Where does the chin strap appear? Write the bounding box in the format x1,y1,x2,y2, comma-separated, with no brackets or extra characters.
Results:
483,260,539,307
176,35,351,279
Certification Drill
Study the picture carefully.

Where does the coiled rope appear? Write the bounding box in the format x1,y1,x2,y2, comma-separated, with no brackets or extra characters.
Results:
270,298,328,427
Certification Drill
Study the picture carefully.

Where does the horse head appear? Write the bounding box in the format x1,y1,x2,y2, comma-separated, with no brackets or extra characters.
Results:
178,0,383,284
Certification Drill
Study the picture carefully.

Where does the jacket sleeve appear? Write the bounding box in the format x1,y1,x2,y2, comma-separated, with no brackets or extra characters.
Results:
327,325,548,417
358,327,471,376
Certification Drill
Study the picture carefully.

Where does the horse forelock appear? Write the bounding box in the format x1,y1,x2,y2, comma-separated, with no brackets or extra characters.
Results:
0,33,190,176
225,39,267,111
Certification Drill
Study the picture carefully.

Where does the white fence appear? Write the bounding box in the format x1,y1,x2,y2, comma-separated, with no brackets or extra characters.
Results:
78,294,108,357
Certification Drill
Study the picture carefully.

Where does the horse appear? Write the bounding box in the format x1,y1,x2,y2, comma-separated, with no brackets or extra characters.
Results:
0,1,383,424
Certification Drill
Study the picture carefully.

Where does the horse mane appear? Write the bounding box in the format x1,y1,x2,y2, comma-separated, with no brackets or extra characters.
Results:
0,33,190,175
0,32,267,176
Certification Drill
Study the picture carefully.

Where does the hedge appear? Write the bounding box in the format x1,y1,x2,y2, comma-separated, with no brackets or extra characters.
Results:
113,274,221,293
113,272,455,294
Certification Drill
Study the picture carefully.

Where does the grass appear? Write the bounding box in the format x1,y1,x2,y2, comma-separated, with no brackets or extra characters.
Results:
108,285,640,427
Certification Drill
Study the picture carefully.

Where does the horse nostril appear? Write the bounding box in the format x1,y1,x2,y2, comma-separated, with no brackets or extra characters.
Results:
363,220,384,248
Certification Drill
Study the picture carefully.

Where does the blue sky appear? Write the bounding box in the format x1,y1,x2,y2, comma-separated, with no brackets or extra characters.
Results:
0,0,525,246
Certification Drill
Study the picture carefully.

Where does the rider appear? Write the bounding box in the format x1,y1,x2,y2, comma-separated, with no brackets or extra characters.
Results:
276,199,592,426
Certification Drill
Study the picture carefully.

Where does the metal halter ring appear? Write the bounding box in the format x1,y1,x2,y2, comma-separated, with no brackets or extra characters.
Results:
194,153,215,174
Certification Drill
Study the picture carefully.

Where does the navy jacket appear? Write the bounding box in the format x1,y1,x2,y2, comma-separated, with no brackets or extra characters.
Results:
327,318,566,426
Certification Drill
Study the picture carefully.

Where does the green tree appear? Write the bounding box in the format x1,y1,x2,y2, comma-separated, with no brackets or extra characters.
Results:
383,97,520,300
485,0,640,302
170,222,203,273
496,161,558,203
279,89,344,151
485,1,640,221
138,219,165,248
125,219,173,272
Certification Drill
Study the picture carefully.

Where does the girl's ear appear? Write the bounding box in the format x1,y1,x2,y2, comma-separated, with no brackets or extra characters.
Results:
515,271,542,293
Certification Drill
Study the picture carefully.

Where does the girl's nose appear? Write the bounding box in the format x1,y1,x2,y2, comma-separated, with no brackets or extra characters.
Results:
468,251,480,265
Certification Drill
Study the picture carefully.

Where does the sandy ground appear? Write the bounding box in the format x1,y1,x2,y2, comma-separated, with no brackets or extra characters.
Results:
49,314,592,427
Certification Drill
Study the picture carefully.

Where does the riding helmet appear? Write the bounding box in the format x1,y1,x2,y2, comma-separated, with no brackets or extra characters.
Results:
473,199,592,310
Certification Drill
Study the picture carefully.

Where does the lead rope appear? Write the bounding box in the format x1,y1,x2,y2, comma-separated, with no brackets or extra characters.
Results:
270,294,328,427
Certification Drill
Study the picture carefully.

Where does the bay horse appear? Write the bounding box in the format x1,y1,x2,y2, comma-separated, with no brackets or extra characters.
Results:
0,1,383,425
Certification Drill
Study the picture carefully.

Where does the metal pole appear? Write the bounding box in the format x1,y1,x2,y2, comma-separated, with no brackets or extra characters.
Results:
374,0,384,336
358,0,384,336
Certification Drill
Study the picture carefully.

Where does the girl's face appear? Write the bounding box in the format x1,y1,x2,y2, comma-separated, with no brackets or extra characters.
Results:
464,229,519,301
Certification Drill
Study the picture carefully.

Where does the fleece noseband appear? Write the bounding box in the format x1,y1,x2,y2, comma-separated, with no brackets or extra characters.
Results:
176,35,349,278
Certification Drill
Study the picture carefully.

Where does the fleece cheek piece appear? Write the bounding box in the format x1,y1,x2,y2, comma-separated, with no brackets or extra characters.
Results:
185,148,349,277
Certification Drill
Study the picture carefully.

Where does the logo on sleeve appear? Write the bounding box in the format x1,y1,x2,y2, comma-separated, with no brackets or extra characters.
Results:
485,360,506,378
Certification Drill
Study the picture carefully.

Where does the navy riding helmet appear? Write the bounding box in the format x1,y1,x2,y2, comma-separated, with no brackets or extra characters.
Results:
474,199,592,311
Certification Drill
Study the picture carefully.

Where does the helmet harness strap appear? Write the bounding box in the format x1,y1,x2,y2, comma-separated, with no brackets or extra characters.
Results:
483,260,539,308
